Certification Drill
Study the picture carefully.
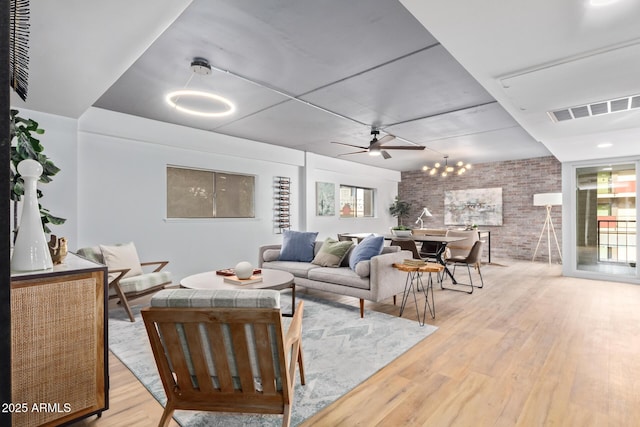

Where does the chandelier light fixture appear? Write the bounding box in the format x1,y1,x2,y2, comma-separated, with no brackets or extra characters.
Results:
421,155,471,177
165,58,236,118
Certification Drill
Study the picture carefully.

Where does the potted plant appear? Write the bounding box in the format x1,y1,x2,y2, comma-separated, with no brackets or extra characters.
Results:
10,109,66,243
389,197,412,236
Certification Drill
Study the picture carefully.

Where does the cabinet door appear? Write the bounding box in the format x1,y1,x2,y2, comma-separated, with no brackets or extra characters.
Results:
11,270,107,427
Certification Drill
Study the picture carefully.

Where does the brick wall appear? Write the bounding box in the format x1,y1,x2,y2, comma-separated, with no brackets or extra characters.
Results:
399,156,562,261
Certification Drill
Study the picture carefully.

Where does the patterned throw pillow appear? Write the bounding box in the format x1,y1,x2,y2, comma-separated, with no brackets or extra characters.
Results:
279,230,319,262
311,237,354,267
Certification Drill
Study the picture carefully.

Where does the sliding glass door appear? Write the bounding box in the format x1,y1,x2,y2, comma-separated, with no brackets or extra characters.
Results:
575,162,637,277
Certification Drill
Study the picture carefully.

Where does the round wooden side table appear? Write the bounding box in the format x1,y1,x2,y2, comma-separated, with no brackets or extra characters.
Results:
393,262,444,326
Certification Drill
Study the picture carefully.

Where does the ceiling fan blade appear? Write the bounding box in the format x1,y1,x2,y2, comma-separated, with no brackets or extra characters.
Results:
369,134,395,149
337,150,369,156
379,145,425,150
377,134,396,145
331,141,369,150
381,150,392,159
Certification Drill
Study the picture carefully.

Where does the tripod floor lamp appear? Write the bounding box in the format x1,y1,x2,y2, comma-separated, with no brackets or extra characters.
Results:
532,193,563,264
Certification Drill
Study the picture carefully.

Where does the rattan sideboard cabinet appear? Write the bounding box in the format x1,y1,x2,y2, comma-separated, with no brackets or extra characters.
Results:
10,253,108,427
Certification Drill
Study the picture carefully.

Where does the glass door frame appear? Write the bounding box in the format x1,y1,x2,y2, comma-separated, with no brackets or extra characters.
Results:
562,155,640,284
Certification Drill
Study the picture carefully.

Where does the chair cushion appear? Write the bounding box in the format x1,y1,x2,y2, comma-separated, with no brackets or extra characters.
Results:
279,230,319,262
114,271,172,295
349,234,384,271
151,288,280,309
100,242,143,278
312,237,353,267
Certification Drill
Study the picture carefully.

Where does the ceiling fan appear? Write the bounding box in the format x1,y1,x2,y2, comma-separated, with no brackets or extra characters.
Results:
332,129,425,159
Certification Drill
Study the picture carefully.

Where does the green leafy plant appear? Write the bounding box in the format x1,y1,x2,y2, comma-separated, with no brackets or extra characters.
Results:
10,109,66,241
392,225,411,231
389,196,411,227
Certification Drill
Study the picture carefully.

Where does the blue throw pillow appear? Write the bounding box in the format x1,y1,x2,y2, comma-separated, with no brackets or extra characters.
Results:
279,230,319,262
349,234,385,270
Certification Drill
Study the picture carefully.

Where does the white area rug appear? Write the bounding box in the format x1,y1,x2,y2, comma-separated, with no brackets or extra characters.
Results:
109,292,437,426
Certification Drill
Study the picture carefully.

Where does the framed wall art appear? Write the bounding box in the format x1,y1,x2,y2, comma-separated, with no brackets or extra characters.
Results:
444,187,503,226
316,182,335,216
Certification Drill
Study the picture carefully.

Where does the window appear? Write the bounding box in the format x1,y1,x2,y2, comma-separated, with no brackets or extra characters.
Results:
339,185,374,218
167,166,255,218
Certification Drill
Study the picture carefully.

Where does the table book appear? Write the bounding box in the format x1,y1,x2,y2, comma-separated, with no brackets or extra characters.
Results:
223,275,263,285
216,268,262,276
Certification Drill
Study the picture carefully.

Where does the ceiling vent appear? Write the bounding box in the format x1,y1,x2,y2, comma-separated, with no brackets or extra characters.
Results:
549,95,640,122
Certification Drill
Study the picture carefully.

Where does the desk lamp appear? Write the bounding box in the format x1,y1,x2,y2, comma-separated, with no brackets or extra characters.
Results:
415,207,432,229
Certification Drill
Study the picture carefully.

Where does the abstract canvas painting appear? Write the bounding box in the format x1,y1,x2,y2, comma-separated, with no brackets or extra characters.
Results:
444,187,502,226
316,182,335,216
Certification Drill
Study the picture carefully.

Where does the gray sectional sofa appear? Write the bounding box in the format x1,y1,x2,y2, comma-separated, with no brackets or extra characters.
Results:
258,241,412,317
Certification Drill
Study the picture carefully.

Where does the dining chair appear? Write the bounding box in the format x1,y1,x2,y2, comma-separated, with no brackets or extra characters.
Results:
337,233,354,242
412,228,447,261
442,240,484,293
444,229,479,260
390,238,423,260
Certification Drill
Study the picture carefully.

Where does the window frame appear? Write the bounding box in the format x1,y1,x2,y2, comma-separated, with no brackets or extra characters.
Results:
166,165,256,219
339,184,375,218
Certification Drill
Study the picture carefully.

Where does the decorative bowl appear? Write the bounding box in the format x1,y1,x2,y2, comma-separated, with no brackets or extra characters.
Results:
392,229,412,237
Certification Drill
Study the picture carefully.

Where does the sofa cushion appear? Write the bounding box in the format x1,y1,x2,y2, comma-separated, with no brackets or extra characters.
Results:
263,249,281,262
262,261,319,279
340,245,356,267
100,242,143,279
354,260,370,278
279,230,318,262
308,267,370,290
312,238,353,267
349,234,384,271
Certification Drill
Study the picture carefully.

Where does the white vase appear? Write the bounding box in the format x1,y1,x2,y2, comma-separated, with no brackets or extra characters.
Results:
11,159,53,272
234,261,253,279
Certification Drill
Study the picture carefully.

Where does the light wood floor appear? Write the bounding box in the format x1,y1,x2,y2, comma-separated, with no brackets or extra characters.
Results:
71,260,640,427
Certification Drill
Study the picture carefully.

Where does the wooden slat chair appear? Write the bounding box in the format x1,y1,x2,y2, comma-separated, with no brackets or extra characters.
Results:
77,243,172,321
141,288,305,427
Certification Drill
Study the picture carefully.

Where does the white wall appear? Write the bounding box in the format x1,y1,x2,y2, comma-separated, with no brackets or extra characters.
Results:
76,109,303,282
76,108,400,283
305,152,401,239
9,108,79,246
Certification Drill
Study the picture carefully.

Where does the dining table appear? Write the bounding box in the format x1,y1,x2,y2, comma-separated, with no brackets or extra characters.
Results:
341,233,467,283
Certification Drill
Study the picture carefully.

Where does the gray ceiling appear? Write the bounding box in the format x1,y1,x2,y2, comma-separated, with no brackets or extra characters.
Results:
12,0,640,171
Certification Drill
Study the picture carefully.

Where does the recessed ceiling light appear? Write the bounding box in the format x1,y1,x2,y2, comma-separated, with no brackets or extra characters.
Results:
166,90,236,117
597,142,613,148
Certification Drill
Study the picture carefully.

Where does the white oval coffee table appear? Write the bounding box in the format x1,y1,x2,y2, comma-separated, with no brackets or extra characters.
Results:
180,268,296,316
